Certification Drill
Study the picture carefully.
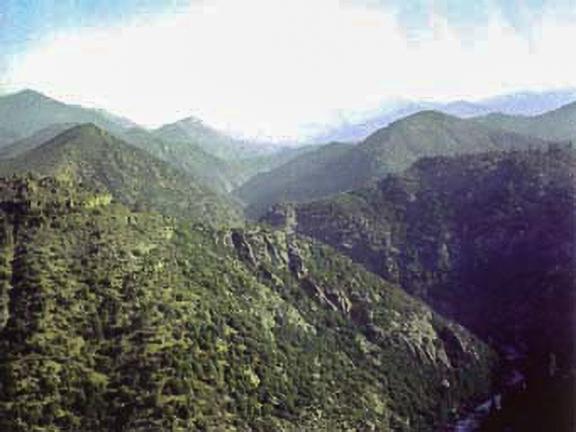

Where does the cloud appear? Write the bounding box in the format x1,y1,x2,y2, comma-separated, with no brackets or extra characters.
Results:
6,0,576,140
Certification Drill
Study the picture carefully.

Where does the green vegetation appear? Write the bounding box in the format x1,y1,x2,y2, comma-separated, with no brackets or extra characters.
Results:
0,90,318,194
0,90,134,144
263,146,576,379
154,116,282,162
264,146,576,430
118,126,242,193
237,111,551,218
0,176,494,431
3,89,573,430
475,101,576,142
0,124,243,227
153,117,319,188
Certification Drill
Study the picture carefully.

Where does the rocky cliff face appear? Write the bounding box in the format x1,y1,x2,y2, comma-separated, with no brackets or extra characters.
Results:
228,227,485,366
0,176,494,431
263,147,575,371
226,227,497,428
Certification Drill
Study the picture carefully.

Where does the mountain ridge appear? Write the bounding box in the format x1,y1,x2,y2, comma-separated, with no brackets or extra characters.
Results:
0,90,136,143
0,175,494,431
237,110,554,218
0,123,243,226
475,101,576,142
262,146,576,371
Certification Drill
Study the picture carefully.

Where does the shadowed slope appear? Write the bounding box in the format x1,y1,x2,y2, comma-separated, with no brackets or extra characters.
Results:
238,111,551,218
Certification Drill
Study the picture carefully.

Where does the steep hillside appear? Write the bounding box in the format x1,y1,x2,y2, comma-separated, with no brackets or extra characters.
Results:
154,117,318,183
235,142,357,217
0,123,244,193
263,147,575,370
0,176,494,431
0,90,312,191
0,124,242,226
154,117,279,160
0,128,20,149
238,111,550,218
475,101,576,142
119,127,240,193
0,90,134,143
263,147,576,430
0,123,75,159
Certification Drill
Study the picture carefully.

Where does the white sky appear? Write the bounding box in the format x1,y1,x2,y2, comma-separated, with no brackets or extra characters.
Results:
5,0,576,140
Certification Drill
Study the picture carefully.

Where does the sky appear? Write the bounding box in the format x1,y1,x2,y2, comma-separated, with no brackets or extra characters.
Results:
1,0,575,140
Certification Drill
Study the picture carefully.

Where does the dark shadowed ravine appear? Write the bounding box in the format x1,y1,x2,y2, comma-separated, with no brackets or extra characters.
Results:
451,345,527,431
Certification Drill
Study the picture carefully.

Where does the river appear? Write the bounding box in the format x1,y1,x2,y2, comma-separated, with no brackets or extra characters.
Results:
451,345,527,432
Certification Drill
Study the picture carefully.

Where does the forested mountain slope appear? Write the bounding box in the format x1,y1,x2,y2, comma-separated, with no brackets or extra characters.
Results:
238,111,551,218
0,124,243,226
0,90,134,143
263,147,576,430
0,176,494,431
263,147,575,367
475,102,576,142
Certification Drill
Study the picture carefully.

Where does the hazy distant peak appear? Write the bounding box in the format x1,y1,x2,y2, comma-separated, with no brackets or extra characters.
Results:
178,116,206,125
12,89,50,99
389,109,461,127
544,100,576,116
155,116,213,134
4,89,60,105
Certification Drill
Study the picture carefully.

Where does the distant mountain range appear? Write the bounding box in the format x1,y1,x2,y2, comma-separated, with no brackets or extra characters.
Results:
153,116,281,160
2,88,575,221
0,90,314,192
312,88,576,143
0,89,134,142
0,86,574,430
236,110,556,217
151,116,318,188
475,101,576,142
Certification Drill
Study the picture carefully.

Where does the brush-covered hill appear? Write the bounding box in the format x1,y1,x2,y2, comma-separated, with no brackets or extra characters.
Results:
153,116,278,161
119,126,241,193
153,117,319,184
0,122,245,194
235,142,357,217
263,146,576,430
0,124,243,226
0,176,494,431
475,101,576,142
237,111,551,218
0,123,76,159
263,146,576,375
0,90,135,144
0,91,312,192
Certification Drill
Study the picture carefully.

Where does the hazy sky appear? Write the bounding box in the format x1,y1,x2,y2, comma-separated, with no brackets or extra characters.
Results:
1,0,575,139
